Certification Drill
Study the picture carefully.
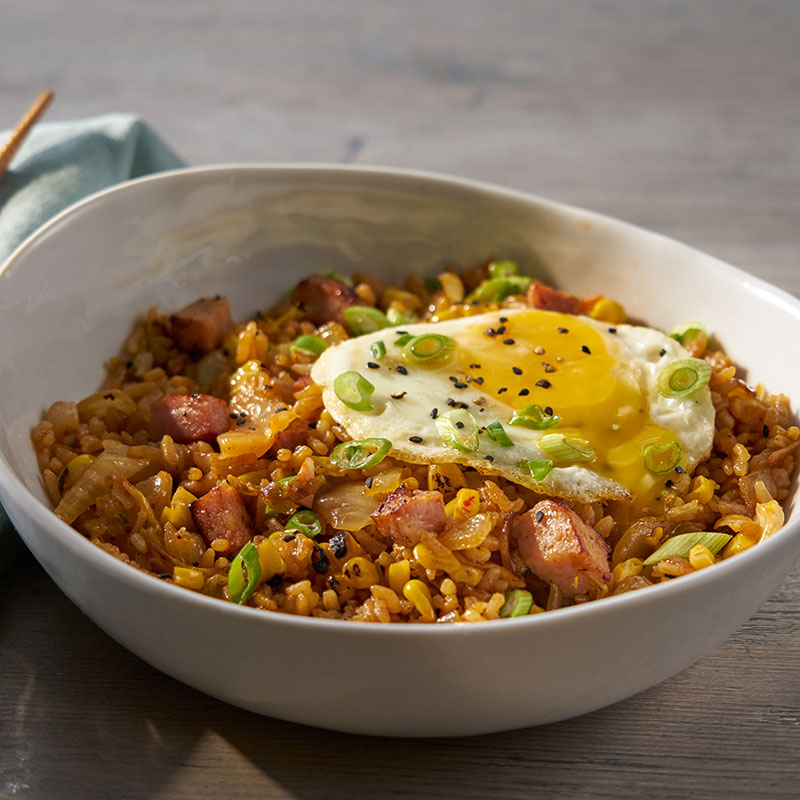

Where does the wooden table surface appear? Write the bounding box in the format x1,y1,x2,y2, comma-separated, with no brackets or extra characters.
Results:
2,1,799,797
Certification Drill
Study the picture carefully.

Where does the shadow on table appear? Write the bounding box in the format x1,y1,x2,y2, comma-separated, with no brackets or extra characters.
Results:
4,551,799,799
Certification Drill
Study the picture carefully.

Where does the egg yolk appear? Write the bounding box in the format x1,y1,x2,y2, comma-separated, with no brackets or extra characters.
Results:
458,310,683,502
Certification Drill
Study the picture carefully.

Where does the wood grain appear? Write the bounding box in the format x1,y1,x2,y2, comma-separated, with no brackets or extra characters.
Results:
1,1,799,797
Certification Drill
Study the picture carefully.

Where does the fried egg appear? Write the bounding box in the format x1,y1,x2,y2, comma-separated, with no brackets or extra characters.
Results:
310,309,714,505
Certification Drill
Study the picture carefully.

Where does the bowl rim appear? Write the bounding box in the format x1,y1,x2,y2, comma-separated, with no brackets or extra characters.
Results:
1,161,798,638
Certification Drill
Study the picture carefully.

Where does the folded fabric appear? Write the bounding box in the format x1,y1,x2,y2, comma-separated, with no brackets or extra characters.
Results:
0,113,185,570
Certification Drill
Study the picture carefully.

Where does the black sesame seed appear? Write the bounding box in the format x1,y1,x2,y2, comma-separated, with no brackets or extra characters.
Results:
236,417,247,426
763,424,770,438
449,376,458,383
455,421,465,429
665,479,674,488
470,363,482,369
484,455,495,462
544,406,554,416
158,573,171,579
431,408,439,419
497,325,506,334
581,345,591,354
675,465,686,474
309,421,318,429
499,316,508,323
536,379,552,389
659,348,666,357
485,327,497,337
473,376,485,385
365,476,374,489
497,387,508,394
447,398,457,407
283,534,296,542
396,365,408,375
391,391,407,399
557,327,569,334
519,388,530,396
512,367,523,375
535,510,544,523
453,381,467,389
503,338,515,345
229,412,238,419
608,327,617,334
367,361,380,369
396,330,408,336
409,436,423,443
330,532,347,559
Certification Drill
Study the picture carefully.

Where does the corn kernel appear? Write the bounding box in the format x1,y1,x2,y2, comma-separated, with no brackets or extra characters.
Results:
172,566,204,590
388,560,410,594
160,486,198,529
688,544,715,570
403,579,435,622
343,556,379,589
323,589,340,611
686,475,719,504
723,531,758,558
589,297,626,324
612,557,643,583
257,539,285,581
403,476,419,491
440,577,457,596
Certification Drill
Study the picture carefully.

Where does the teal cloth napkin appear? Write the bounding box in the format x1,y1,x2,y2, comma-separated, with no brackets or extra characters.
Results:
0,113,185,569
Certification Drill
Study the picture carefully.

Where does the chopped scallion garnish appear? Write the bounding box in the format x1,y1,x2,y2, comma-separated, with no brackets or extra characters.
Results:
485,421,513,447
330,438,392,470
425,277,443,292
508,404,561,430
228,542,262,604
322,269,354,286
643,531,732,566
668,321,705,346
499,589,534,618
517,459,553,481
285,509,323,539
466,275,532,303
370,340,387,361
538,434,595,463
657,358,712,399
289,334,328,357
402,333,456,367
643,441,683,474
488,260,520,279
435,409,479,453
343,306,390,336
386,307,419,325
333,371,375,411
393,333,413,346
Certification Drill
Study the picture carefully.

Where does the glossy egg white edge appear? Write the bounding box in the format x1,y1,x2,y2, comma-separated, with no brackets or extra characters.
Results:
311,309,715,503
0,164,797,736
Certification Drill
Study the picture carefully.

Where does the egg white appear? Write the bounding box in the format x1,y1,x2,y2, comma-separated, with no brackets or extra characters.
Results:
310,309,714,504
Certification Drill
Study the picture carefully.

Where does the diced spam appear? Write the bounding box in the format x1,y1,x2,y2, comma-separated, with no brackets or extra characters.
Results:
170,297,233,353
190,482,254,555
372,485,447,547
150,394,230,444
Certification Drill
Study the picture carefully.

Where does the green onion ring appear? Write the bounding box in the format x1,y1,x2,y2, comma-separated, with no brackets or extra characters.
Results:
643,531,732,566
402,333,456,367
465,275,532,303
333,371,375,411
330,438,392,470
343,306,390,336
435,409,479,453
517,459,553,481
499,589,534,618
643,441,683,474
370,340,387,361
508,404,561,430
657,358,712,399
228,542,262,604
538,434,595,463
289,334,328,357
485,421,514,447
488,260,520,279
285,509,323,538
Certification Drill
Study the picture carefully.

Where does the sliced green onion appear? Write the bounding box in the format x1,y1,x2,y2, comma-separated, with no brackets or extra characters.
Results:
370,340,387,361
330,438,392,470
488,260,520,279
643,441,683,474
499,589,534,618
386,307,419,325
393,332,413,347
228,542,262,604
539,434,595,463
425,277,443,292
668,321,705,346
402,333,456,367
485,421,513,447
517,459,553,481
466,275,532,303
323,269,354,286
657,358,712,399
435,409,479,453
643,531,732,566
508,404,561,430
333,371,375,411
289,334,328,357
343,306,390,336
285,509,323,538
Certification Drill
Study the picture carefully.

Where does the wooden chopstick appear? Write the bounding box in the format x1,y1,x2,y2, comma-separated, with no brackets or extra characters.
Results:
0,89,55,182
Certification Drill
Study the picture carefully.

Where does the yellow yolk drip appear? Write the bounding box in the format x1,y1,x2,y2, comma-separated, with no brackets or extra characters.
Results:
459,311,683,504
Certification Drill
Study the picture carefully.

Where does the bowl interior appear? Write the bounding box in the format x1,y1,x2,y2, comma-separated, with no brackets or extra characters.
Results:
1,164,798,526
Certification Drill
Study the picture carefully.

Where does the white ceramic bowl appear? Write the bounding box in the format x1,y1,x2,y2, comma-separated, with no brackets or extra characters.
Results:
0,165,798,737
